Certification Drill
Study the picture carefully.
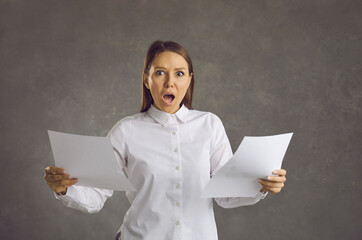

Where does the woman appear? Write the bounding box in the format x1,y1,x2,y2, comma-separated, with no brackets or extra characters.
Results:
44,40,287,240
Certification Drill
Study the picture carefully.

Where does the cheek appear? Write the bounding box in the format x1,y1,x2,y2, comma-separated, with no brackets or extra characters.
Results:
149,83,163,97
180,81,191,92
175,85,189,99
150,78,163,88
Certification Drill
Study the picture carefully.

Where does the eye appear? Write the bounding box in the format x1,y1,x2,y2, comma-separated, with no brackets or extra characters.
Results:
176,71,184,76
156,70,164,75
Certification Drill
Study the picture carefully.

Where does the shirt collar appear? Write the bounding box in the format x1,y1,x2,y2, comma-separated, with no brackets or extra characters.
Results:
147,103,189,127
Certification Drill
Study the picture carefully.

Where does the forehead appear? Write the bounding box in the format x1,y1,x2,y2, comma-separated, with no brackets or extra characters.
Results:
151,51,188,69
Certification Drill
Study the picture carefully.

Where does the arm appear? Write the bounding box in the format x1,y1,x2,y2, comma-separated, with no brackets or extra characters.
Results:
53,120,127,213
214,192,268,209
209,114,268,208
54,186,113,214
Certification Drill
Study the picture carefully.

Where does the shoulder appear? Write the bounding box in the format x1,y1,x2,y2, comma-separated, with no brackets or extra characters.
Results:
107,112,146,136
119,112,145,125
188,108,224,127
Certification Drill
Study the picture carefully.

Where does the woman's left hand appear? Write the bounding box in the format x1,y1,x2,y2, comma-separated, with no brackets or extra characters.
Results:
258,169,287,194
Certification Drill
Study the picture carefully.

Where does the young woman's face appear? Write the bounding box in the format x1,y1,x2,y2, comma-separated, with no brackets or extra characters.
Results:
144,51,192,114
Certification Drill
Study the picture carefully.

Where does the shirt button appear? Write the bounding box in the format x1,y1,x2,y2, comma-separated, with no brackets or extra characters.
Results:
175,220,180,225
174,148,178,153
176,202,180,207
175,166,180,170
176,184,181,189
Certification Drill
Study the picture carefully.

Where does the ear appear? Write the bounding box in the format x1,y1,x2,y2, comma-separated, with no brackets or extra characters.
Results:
188,72,193,83
143,74,150,89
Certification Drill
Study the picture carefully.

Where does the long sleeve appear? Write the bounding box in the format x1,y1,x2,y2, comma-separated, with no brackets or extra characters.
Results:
209,113,268,208
54,186,113,214
54,120,128,213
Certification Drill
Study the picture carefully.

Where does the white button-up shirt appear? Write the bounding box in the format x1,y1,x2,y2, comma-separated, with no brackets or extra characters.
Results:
55,103,267,240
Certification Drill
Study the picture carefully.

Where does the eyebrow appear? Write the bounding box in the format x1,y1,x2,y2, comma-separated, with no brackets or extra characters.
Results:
154,66,187,71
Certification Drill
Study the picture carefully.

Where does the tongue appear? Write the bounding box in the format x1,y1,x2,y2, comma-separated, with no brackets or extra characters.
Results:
164,95,173,103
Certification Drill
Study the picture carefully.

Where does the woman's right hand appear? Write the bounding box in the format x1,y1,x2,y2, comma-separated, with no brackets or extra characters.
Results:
44,166,78,195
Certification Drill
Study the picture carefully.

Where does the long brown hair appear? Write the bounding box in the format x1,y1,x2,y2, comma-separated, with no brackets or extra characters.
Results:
140,40,195,112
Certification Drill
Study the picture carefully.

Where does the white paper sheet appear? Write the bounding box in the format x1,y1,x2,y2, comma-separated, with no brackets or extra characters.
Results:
201,132,293,198
48,130,136,191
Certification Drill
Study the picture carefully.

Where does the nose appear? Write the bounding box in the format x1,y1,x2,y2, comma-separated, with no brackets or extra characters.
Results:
164,73,175,88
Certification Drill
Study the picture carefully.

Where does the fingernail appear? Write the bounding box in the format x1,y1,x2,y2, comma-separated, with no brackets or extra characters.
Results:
267,176,272,180
272,170,278,174
258,179,262,182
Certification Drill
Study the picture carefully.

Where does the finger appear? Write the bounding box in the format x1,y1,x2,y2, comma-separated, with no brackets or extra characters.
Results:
44,174,71,182
48,179,77,193
262,185,282,194
262,175,286,183
272,169,287,176
258,179,284,188
61,179,78,189
45,166,65,175
50,178,78,187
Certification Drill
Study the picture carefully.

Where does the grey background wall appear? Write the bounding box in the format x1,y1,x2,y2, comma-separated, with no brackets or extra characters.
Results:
0,0,361,239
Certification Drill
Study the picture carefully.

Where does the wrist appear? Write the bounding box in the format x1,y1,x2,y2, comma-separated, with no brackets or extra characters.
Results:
56,189,67,196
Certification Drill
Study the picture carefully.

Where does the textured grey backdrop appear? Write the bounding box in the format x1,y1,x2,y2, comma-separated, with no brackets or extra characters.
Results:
0,0,361,239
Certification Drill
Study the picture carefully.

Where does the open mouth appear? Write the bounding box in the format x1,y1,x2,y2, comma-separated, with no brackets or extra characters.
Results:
162,93,175,105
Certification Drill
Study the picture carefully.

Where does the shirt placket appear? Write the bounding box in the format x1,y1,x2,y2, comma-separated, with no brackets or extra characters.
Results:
168,115,182,240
